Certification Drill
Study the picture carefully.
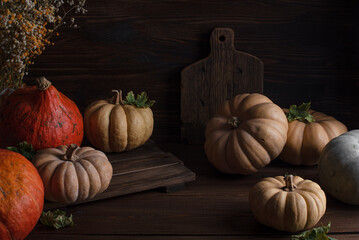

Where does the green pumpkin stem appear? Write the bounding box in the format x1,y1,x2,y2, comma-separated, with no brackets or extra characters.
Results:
36,76,52,91
228,117,240,128
63,144,80,162
112,90,124,105
284,174,296,192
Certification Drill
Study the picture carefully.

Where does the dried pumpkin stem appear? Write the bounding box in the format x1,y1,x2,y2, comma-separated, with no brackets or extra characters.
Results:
112,90,124,105
283,174,297,192
36,76,52,91
228,117,240,128
63,144,80,162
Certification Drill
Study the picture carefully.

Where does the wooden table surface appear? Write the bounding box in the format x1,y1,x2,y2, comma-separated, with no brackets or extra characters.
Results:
27,143,359,240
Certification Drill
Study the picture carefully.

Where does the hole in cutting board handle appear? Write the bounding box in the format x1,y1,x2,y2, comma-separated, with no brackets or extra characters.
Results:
219,35,226,42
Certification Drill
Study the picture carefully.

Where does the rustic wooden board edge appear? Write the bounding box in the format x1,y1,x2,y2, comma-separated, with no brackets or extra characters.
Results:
44,151,196,210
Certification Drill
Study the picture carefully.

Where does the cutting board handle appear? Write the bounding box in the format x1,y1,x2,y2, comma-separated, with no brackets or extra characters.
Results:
210,28,235,53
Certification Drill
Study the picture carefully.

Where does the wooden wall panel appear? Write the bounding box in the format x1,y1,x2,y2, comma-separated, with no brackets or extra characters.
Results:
27,0,359,142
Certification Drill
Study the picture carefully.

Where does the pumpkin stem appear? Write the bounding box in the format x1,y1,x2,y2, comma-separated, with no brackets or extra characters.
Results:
283,174,297,192
228,117,240,128
36,76,52,91
112,90,124,105
63,144,80,162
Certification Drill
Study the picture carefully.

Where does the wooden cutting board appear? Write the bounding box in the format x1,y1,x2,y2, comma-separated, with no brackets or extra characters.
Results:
44,140,195,210
181,28,263,144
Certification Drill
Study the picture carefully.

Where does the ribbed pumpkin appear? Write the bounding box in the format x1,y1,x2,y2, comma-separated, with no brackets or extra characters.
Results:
0,149,44,240
279,102,347,165
249,175,326,232
0,77,84,150
84,90,154,152
204,93,288,174
33,144,113,203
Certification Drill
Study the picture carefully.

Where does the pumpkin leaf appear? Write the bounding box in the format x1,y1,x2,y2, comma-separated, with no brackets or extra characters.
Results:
6,141,37,161
286,102,315,123
291,222,338,240
125,91,136,103
124,91,155,108
40,209,74,229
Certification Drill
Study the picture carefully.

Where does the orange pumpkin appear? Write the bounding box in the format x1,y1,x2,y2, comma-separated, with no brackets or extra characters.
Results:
0,149,44,240
0,77,84,150
279,102,347,165
204,93,288,174
0,83,26,107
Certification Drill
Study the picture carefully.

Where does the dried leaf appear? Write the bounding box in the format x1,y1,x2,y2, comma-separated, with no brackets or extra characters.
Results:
7,141,36,161
292,222,338,240
286,102,315,123
40,209,74,229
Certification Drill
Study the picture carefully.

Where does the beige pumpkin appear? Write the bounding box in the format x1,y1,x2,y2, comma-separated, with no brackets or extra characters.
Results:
249,175,326,232
33,144,113,203
205,93,288,174
84,90,154,152
280,103,347,165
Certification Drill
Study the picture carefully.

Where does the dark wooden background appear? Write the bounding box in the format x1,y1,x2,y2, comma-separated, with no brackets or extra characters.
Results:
27,0,359,143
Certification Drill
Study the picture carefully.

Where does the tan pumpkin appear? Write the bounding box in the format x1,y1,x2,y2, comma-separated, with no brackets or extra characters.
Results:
84,90,154,152
204,93,288,174
33,144,113,203
279,102,347,165
249,175,326,232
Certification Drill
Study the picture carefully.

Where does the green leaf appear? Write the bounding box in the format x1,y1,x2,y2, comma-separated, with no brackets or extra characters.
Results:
7,141,37,161
123,91,155,108
40,209,74,229
291,222,338,240
125,91,136,103
286,102,315,123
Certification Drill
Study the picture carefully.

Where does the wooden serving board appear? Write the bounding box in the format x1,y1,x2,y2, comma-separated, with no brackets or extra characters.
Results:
44,141,196,210
181,28,264,144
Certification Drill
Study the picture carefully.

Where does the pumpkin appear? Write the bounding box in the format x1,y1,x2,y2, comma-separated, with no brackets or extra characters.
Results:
249,174,326,232
0,83,26,107
318,130,359,205
0,149,44,240
0,77,84,150
33,144,113,203
279,102,347,165
204,93,288,174
84,90,154,152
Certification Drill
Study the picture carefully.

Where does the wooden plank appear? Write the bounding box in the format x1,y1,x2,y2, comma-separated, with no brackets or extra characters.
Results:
181,28,263,144
26,234,359,240
31,144,359,238
35,194,359,236
26,0,359,143
44,142,195,210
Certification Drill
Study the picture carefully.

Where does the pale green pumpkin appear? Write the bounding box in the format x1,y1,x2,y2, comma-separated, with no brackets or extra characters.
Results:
318,130,359,205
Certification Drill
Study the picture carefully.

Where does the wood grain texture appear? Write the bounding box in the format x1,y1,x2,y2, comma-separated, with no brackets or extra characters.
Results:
26,0,359,143
29,144,359,239
26,234,359,240
181,28,263,143
44,141,195,210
